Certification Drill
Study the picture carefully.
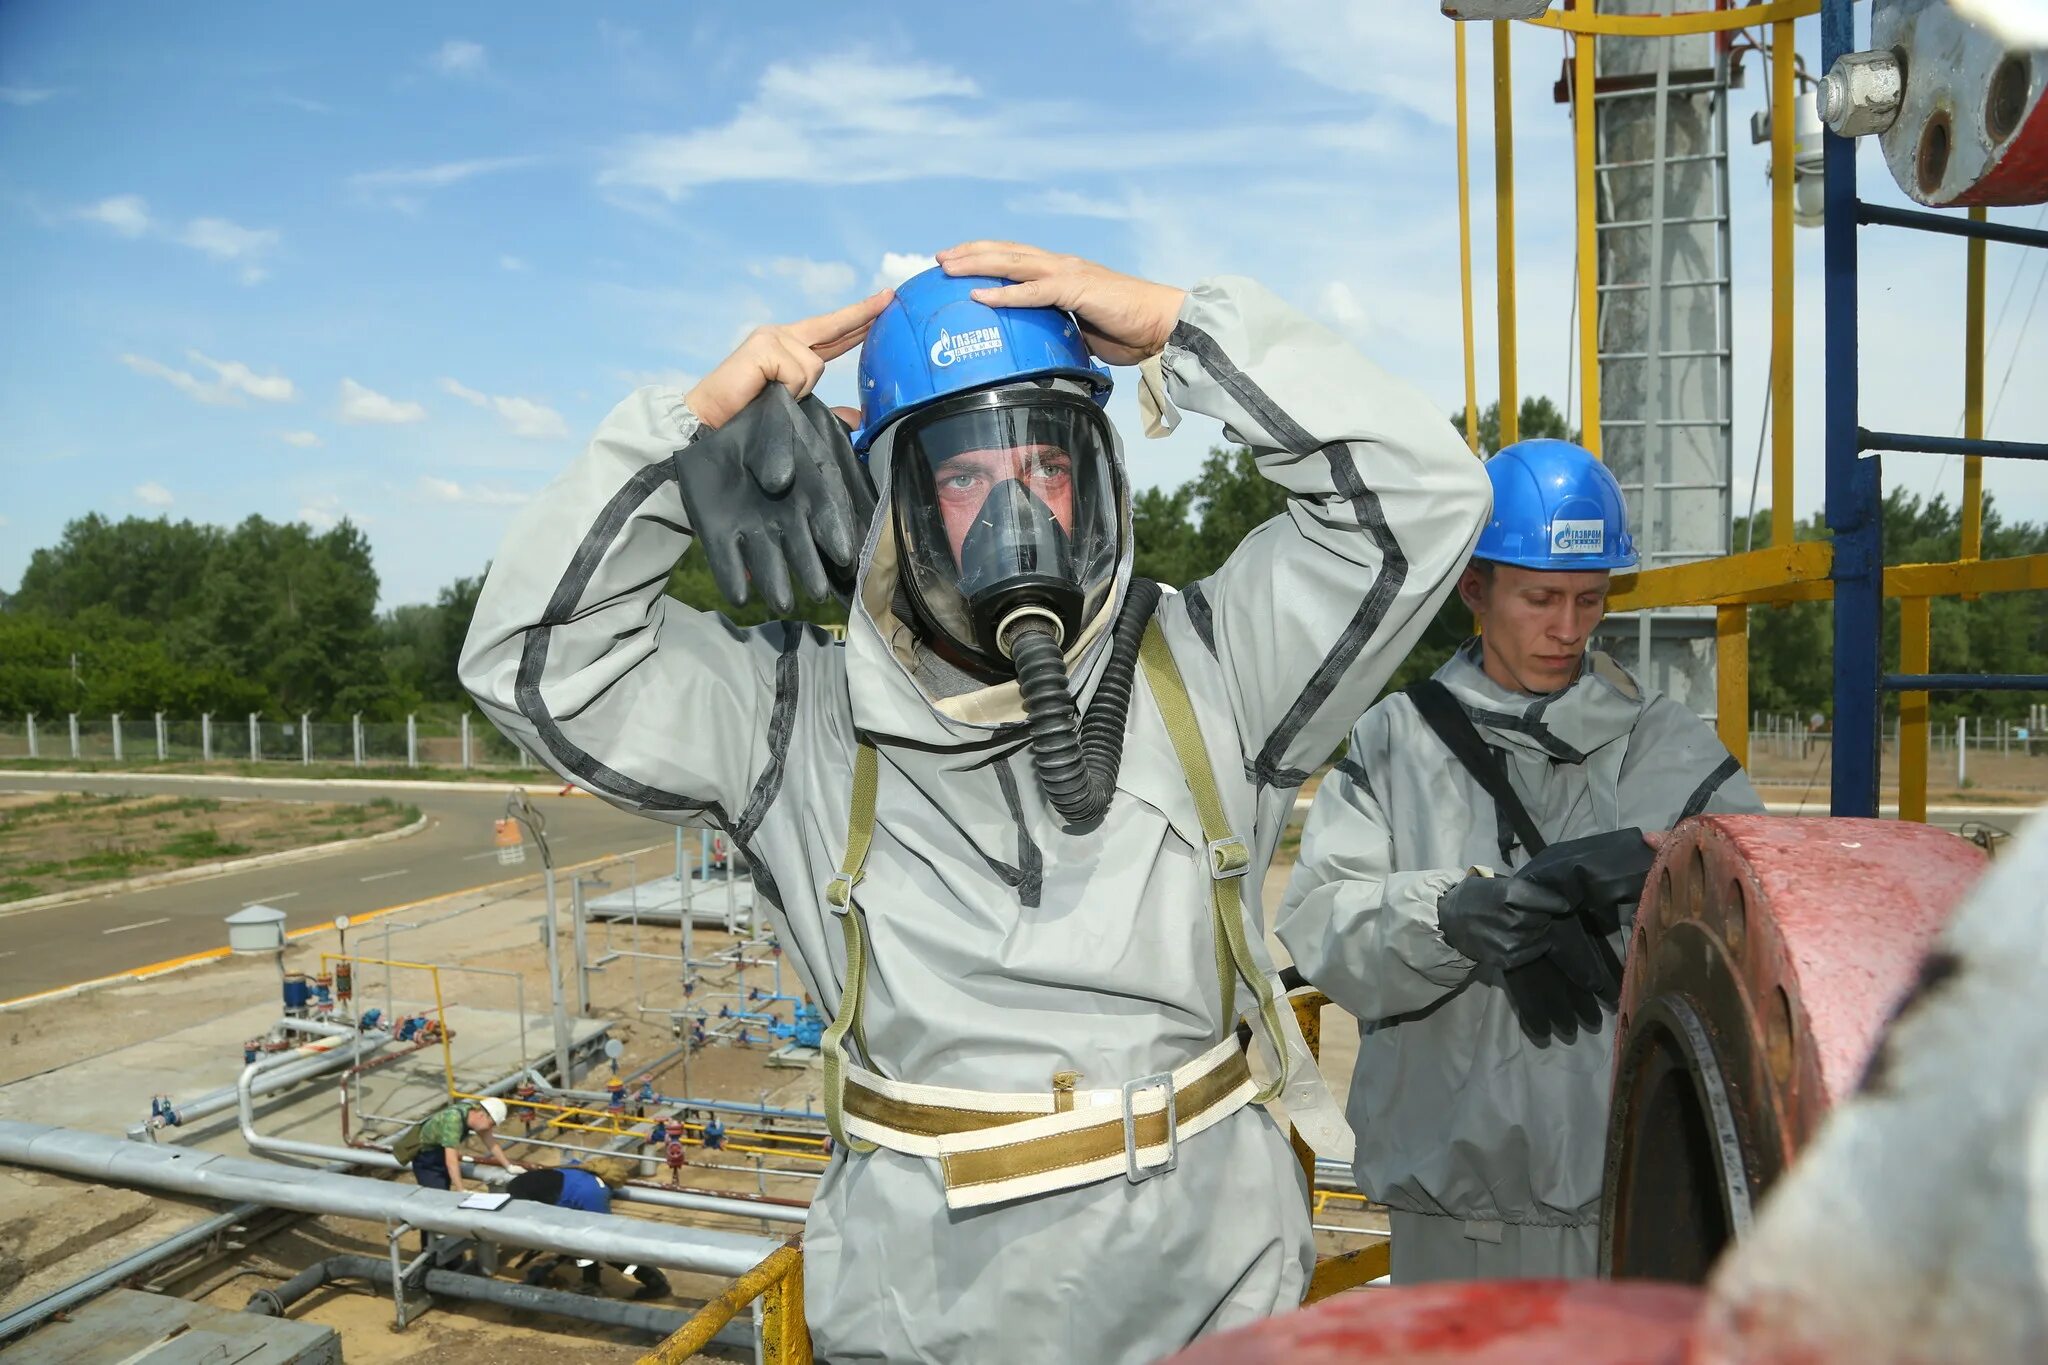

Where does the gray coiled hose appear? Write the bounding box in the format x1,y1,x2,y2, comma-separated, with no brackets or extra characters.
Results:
1001,578,1162,828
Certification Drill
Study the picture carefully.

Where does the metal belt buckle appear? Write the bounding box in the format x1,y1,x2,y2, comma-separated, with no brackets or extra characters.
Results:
1121,1072,1179,1183
824,872,860,913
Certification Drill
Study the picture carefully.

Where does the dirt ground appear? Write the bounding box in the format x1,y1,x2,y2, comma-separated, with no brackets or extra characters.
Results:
0,791,418,903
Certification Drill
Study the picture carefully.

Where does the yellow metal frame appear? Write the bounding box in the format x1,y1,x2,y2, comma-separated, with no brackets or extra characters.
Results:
641,1241,810,1365
1467,1,2023,819
321,953,456,1095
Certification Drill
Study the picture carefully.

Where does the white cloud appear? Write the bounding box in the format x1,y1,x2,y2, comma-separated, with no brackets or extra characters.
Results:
0,86,56,106
431,40,487,77
79,195,151,238
752,256,858,301
279,430,322,448
339,378,428,425
133,481,174,508
297,492,344,530
598,50,1280,201
499,254,529,272
272,92,335,115
1319,280,1368,336
347,156,535,212
1010,188,1135,220
439,377,568,439
872,251,936,291
120,351,296,406
419,475,529,507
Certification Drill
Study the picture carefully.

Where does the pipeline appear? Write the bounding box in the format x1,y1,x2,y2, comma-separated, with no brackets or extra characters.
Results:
244,1253,690,1339
131,1026,392,1140
0,1120,779,1277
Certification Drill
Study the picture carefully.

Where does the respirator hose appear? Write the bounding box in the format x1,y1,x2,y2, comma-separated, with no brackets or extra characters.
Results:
1004,578,1162,827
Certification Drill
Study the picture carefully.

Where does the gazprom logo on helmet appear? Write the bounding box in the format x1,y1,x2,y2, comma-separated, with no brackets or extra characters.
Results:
929,326,1003,368
1550,519,1607,555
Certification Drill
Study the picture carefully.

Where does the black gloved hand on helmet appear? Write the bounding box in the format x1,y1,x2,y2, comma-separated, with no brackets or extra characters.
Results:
1515,828,1657,935
673,385,876,614
1437,871,1575,970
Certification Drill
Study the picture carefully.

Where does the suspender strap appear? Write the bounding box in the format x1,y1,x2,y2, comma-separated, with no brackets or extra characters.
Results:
1136,619,1287,1105
1404,679,1549,863
821,743,880,1152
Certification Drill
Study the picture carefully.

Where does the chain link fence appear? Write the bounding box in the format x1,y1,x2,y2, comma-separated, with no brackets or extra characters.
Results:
0,711,540,771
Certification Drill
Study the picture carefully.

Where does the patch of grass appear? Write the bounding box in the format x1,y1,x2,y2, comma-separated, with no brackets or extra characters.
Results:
0,792,129,828
15,860,65,877
160,829,250,860
0,879,37,903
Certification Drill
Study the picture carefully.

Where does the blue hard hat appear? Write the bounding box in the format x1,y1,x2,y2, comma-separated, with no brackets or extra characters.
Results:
1473,439,1638,571
852,266,1111,454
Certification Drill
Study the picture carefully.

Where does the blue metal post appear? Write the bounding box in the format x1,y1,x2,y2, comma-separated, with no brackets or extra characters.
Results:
1824,0,1881,817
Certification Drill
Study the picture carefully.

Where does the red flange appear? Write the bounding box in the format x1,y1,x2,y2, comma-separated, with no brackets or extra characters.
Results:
1166,1281,1701,1364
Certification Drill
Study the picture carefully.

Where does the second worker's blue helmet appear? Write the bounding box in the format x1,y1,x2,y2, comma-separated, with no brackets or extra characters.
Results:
851,266,1112,455
1474,438,1638,571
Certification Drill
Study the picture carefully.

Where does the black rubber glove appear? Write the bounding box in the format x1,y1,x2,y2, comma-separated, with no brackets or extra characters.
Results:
1538,912,1625,1009
1516,828,1657,934
1437,872,1574,970
673,385,876,614
1501,956,1606,1046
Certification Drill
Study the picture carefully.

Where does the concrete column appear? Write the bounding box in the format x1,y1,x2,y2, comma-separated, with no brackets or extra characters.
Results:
155,712,166,760
352,714,363,768
1958,715,1968,787
301,714,311,765
111,714,123,763
406,714,417,769
26,713,38,760
248,713,260,761
460,714,471,770
68,713,79,760
202,713,213,762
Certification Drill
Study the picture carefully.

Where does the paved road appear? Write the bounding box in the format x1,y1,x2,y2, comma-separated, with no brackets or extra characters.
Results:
0,774,676,1002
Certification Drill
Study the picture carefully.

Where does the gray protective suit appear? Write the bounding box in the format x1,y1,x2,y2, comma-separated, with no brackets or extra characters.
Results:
461,278,1490,1362
1275,639,1762,1282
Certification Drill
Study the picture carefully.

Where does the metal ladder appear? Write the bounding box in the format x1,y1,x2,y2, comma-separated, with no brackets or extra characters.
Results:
1592,18,1735,698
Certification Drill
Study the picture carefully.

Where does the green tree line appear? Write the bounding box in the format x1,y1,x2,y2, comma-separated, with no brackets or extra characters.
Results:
5,394,2044,725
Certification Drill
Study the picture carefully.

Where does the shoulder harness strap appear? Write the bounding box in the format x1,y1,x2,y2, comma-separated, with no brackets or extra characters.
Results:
1404,679,1548,864
820,742,880,1153
1137,618,1288,1105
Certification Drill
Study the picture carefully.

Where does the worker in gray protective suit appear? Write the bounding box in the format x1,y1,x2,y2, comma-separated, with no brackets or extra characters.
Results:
462,240,1491,1362
1276,437,1764,1284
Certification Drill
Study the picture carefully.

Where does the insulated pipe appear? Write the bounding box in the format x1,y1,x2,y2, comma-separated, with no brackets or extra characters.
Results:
244,1254,691,1338
132,1030,392,1139
0,1121,778,1277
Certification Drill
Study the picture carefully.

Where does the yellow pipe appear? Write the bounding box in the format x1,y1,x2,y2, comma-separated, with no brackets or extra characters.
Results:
1964,206,1986,563
1770,19,1796,551
1716,604,1750,767
1575,26,1602,457
1494,20,1519,448
1529,0,1820,36
1900,597,1931,823
1457,24,1480,453
640,1242,806,1365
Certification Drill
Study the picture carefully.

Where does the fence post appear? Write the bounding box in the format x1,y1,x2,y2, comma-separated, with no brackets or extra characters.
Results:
112,713,123,763
460,713,471,770
352,714,363,768
249,712,260,762
202,713,212,762
155,711,166,760
406,714,417,769
68,713,80,760
26,713,37,760
1957,715,1968,787
301,714,311,765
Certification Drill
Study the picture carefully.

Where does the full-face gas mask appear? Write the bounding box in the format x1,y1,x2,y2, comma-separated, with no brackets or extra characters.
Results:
889,383,1122,679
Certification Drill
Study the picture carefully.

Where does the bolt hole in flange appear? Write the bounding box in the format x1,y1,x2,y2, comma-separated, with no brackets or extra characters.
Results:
1987,54,2032,144
1765,984,1795,1086
1917,110,1952,197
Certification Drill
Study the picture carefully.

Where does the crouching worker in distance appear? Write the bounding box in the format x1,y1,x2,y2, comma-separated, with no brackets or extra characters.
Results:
1277,439,1764,1284
461,241,1491,1362
506,1155,672,1301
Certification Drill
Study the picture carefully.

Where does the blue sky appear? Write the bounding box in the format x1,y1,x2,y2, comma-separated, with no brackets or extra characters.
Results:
4,2,2046,608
